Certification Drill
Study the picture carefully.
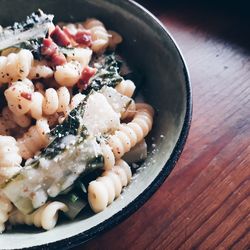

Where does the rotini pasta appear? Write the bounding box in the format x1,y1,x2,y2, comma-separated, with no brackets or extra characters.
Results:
31,87,85,120
84,19,109,53
65,47,92,67
0,12,155,233
108,103,154,159
70,92,85,109
100,141,116,170
4,78,34,116
17,118,50,159
101,79,137,120
120,100,136,120
9,201,68,230
6,79,82,120
115,79,136,98
0,193,12,233
43,87,70,115
88,159,132,213
0,49,33,84
28,60,54,80
0,136,22,184
54,61,82,87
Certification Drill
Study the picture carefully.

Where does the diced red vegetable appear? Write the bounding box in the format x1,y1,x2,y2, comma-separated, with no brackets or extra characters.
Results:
63,27,92,47
41,38,57,56
62,27,73,37
77,66,97,90
74,30,92,46
50,25,71,47
21,92,32,101
50,52,67,66
41,38,66,66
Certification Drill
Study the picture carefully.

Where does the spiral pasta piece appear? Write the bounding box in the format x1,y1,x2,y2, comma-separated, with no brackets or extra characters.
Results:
30,87,84,121
43,87,71,115
28,60,54,80
108,103,154,159
0,136,22,184
115,80,136,120
65,48,92,68
46,92,85,126
54,61,82,87
70,92,85,109
5,78,71,120
9,201,68,230
115,79,136,98
100,141,115,170
0,49,33,84
0,193,12,233
4,78,34,116
84,19,109,53
120,100,136,120
88,159,132,213
17,118,50,159
5,78,81,120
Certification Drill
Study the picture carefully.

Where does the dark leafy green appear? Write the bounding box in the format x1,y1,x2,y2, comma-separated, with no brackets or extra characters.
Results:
41,96,88,160
83,53,123,94
14,38,43,60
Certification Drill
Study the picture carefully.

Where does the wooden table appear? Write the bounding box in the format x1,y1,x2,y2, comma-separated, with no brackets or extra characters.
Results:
78,1,250,249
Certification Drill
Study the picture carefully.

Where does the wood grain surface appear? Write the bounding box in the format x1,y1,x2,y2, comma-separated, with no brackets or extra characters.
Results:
77,1,250,249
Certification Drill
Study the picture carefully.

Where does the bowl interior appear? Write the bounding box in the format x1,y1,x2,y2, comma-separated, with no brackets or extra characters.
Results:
0,0,190,248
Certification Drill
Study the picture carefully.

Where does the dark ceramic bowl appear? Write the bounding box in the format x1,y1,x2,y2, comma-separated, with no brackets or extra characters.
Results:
0,0,192,249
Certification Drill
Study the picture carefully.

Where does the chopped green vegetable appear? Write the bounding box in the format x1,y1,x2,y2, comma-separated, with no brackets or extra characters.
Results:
0,9,53,53
43,99,88,160
57,191,88,220
14,38,44,60
84,53,123,94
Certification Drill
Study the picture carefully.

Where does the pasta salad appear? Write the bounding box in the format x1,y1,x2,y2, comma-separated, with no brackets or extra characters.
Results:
0,10,154,232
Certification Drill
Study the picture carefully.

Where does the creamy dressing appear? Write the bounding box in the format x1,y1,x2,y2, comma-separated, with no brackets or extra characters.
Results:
4,136,102,213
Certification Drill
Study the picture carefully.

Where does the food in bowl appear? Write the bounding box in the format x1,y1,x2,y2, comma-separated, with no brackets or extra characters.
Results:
0,10,154,232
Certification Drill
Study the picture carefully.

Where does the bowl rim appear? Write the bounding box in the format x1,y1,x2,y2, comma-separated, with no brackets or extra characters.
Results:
14,1,192,249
